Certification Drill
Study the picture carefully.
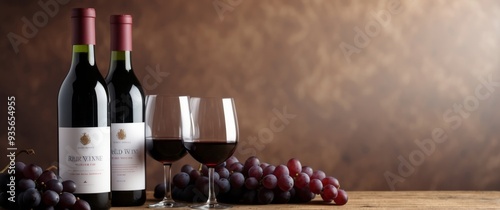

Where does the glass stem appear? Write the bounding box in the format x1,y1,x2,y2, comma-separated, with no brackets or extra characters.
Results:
207,167,217,205
163,163,175,203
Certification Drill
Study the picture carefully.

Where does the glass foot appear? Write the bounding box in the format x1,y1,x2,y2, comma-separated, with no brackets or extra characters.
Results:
189,203,232,209
149,200,186,208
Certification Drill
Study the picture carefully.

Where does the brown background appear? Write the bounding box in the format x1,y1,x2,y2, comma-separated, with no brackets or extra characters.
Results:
1,0,500,191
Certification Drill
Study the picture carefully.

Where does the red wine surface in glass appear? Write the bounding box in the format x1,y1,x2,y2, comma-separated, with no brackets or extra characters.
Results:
184,142,238,167
147,138,187,163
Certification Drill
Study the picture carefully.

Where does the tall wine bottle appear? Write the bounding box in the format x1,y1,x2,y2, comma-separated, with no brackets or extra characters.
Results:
106,15,146,206
58,8,111,210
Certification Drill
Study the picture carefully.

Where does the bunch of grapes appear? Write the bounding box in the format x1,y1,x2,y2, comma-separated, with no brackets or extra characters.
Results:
0,162,90,210
155,156,348,205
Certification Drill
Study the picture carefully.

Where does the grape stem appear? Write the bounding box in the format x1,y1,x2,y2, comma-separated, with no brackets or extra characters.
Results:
0,149,35,173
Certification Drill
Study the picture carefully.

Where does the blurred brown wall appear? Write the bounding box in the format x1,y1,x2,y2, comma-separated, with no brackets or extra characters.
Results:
1,0,500,191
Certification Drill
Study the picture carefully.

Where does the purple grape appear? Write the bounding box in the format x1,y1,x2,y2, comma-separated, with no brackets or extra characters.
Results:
244,177,259,190
189,169,201,184
295,186,315,203
228,162,243,173
42,190,59,206
195,176,209,197
37,170,57,185
62,180,77,193
18,178,35,191
248,165,263,179
311,170,326,180
153,183,166,199
243,156,260,175
225,156,239,169
273,189,291,204
45,179,63,193
257,188,274,204
23,164,43,180
216,178,231,193
57,192,76,208
173,172,190,189
301,166,313,177
181,164,194,173
229,172,245,189
287,158,302,177
22,188,41,208
260,162,270,170
201,165,209,176
73,198,91,210
216,167,230,179
263,165,276,176
294,172,310,189
334,189,348,205
273,165,289,178
277,175,294,191
322,176,340,189
262,174,277,189
309,178,323,194
15,162,26,179
241,190,257,204
321,184,338,202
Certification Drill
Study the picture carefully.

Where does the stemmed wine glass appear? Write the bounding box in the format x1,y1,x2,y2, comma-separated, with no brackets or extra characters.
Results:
146,95,189,208
180,97,239,209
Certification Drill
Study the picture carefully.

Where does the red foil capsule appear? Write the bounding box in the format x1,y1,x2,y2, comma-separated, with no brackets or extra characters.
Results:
71,8,96,45
110,15,132,51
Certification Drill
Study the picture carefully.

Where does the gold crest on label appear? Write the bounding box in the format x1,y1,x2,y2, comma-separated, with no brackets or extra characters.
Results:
117,129,126,140
80,133,91,145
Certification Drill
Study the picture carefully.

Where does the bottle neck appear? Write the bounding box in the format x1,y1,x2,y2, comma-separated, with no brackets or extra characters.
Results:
71,45,96,66
109,51,132,71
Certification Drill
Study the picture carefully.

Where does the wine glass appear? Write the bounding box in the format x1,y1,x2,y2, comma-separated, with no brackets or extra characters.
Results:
180,97,239,209
145,95,189,208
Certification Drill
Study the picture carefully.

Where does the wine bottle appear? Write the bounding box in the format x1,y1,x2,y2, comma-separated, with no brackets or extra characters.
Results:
58,8,111,210
106,15,146,206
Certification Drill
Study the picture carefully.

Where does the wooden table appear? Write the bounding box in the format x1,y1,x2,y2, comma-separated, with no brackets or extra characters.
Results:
115,191,500,209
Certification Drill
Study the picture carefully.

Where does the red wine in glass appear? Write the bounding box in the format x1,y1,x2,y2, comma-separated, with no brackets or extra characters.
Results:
147,137,187,163
184,141,237,167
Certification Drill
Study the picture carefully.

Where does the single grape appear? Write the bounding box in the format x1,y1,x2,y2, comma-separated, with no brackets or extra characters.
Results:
248,165,263,179
277,175,294,191
15,162,26,179
216,167,230,179
244,177,259,190
42,190,59,206
320,185,338,202
57,192,76,209
215,162,226,170
154,183,166,199
263,165,276,177
23,163,43,180
21,188,41,208
287,158,302,177
62,180,77,193
273,189,291,204
261,174,277,190
18,178,36,191
322,176,340,189
180,185,196,202
257,188,274,204
229,172,244,189
173,172,190,189
181,164,194,173
216,178,231,194
189,169,201,184
309,178,323,194
241,190,257,204
273,165,289,178
294,172,310,189
334,189,348,205
45,179,63,193
72,198,91,210
225,156,239,169
172,186,182,200
200,165,209,176
228,162,243,173
301,166,313,177
311,170,326,180
243,156,260,175
37,170,57,185
212,171,220,181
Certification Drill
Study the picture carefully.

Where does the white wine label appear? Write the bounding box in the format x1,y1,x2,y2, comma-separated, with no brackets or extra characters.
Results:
59,127,111,193
111,122,145,190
